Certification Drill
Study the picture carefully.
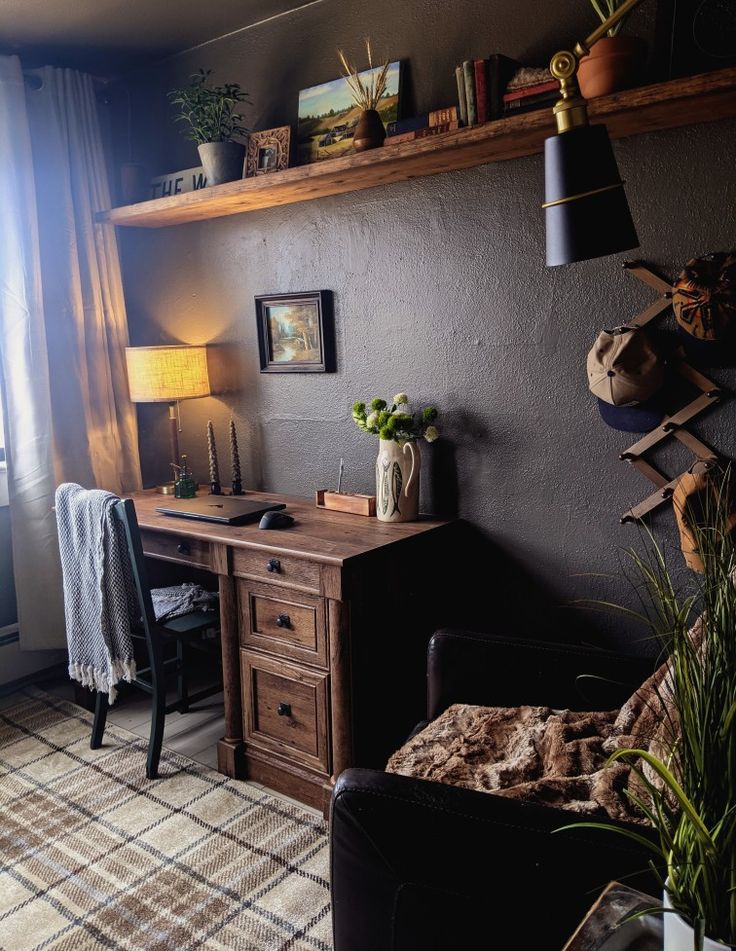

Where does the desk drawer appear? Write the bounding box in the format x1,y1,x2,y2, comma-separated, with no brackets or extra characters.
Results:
140,530,211,570
241,651,329,774
232,549,320,593
239,581,327,668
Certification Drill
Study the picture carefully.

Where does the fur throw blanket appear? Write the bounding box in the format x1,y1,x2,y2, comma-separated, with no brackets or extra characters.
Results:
386,650,676,823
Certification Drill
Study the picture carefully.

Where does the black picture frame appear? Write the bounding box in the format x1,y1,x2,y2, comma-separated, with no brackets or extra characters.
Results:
255,290,335,373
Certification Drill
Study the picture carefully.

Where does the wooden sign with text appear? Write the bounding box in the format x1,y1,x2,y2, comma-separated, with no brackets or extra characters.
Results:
150,167,208,200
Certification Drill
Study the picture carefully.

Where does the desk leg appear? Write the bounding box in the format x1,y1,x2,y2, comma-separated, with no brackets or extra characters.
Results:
216,570,244,777
327,599,353,803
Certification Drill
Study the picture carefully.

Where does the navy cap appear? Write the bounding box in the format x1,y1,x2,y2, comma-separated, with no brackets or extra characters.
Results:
597,397,663,433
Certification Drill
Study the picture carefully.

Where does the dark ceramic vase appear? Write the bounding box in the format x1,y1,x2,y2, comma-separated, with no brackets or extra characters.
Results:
353,109,386,152
197,141,246,185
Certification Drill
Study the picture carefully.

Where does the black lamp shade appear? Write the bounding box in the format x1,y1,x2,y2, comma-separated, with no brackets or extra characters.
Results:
544,124,639,267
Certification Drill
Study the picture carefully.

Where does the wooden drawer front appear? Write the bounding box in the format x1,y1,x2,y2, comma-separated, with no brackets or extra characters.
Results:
232,548,321,593
241,651,329,774
140,529,211,570
240,582,327,668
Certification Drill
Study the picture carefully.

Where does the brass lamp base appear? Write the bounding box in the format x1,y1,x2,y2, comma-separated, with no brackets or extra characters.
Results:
156,482,176,495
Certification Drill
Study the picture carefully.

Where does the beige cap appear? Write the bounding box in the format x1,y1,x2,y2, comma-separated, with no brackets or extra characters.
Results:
672,463,736,572
587,327,664,406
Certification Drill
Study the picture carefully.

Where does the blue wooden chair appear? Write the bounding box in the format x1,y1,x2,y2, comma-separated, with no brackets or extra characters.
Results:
91,498,221,779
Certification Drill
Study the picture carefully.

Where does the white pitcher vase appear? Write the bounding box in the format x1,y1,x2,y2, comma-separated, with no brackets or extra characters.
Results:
375,439,420,523
663,887,730,950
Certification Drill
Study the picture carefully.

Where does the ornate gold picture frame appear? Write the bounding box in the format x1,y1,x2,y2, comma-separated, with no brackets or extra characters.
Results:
244,126,291,177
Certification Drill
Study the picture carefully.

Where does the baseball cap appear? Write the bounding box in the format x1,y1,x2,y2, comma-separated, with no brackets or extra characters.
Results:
587,326,665,432
672,463,736,572
673,251,736,363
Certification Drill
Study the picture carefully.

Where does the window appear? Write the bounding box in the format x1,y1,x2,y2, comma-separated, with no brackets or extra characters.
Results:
0,393,4,465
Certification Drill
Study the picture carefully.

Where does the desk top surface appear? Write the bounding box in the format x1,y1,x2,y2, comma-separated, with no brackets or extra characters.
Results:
131,489,451,566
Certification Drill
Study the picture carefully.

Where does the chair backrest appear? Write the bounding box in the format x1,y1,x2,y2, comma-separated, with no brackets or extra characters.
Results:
112,498,158,635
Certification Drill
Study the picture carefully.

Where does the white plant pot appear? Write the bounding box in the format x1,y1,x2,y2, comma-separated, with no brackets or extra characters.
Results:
375,439,420,522
663,887,730,950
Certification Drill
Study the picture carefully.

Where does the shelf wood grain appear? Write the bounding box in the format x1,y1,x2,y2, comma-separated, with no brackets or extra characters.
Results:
99,67,736,229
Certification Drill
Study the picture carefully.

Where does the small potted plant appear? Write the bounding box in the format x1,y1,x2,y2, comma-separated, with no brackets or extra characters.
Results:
168,69,250,185
577,0,646,98
568,474,736,950
352,393,438,522
338,39,391,152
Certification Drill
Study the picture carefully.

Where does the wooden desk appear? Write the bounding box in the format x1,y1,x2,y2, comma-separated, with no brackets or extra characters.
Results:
132,489,454,813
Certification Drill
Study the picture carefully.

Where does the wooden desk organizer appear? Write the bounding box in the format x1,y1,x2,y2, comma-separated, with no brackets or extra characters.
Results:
315,490,376,517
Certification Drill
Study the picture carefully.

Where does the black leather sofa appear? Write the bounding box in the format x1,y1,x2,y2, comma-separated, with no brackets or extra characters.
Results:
330,629,660,951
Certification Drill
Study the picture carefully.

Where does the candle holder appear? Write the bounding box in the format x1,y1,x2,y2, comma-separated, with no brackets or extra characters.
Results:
207,419,222,495
230,418,243,495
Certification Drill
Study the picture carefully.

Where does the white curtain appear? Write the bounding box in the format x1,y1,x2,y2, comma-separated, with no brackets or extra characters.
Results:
0,56,141,652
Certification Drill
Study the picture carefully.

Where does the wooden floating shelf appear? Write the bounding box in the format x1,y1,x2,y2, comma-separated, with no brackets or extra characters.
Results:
99,67,736,229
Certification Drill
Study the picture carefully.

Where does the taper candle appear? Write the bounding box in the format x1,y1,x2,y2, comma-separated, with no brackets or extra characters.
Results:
207,420,221,495
230,418,243,495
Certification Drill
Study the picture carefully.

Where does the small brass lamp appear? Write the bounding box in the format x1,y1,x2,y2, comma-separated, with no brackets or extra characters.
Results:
544,0,645,266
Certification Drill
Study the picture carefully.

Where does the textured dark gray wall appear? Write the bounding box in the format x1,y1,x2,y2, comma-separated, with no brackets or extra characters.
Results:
114,0,736,650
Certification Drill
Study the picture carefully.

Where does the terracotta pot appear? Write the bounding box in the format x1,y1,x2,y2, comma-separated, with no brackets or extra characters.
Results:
197,141,246,185
353,109,386,153
376,439,419,522
577,36,646,99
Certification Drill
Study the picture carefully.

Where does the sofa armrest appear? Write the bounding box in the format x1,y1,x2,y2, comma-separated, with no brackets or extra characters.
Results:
427,628,655,720
330,768,657,951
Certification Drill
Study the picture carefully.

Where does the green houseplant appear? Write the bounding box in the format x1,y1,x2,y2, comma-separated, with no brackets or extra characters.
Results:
168,69,250,185
578,0,645,98
352,393,438,523
571,475,736,950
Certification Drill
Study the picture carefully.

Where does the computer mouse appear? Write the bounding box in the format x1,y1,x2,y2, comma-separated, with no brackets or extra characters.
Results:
259,511,295,530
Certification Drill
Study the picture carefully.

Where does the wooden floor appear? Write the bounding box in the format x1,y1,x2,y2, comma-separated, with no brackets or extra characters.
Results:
18,675,320,816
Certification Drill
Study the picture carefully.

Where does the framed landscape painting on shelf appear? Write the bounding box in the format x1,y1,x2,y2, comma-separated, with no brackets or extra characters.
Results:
297,61,402,164
255,291,335,373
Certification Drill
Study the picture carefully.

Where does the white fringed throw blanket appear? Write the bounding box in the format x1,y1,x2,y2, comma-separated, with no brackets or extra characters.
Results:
55,483,137,703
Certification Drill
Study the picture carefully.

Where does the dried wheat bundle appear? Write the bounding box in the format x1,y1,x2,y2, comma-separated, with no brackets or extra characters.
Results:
337,38,390,112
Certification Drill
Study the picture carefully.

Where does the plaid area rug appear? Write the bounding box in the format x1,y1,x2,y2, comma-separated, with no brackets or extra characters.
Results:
0,690,331,950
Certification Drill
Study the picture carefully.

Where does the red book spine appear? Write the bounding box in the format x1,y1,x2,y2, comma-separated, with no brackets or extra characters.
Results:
503,79,559,102
474,59,488,124
388,122,459,144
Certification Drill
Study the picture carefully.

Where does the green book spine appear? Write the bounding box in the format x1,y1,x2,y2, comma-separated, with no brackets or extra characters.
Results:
462,60,477,127
455,66,468,126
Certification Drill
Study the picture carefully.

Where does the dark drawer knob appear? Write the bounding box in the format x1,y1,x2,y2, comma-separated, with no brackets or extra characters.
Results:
267,558,281,573
177,541,191,555
275,613,290,629
277,702,291,717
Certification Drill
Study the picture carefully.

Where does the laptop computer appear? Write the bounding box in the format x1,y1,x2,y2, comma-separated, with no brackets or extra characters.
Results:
155,496,286,526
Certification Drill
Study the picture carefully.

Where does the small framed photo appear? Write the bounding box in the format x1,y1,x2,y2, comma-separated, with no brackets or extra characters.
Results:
245,126,291,177
255,291,335,373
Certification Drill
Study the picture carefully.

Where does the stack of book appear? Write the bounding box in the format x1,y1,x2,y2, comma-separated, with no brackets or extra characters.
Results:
385,107,460,143
502,65,558,116
454,54,520,126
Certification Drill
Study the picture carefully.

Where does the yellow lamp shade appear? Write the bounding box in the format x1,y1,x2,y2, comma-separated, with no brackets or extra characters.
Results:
125,345,210,403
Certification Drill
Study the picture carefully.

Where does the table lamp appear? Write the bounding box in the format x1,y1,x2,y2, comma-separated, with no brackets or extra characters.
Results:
544,0,645,266
125,345,211,493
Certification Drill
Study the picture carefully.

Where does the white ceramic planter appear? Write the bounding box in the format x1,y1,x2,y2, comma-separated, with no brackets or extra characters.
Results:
663,888,730,950
375,439,419,522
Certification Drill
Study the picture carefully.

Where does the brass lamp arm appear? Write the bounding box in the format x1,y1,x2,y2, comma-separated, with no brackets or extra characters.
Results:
550,0,647,133
580,0,646,55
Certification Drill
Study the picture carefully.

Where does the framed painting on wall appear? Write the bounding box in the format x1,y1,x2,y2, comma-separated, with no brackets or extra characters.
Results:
255,291,335,373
